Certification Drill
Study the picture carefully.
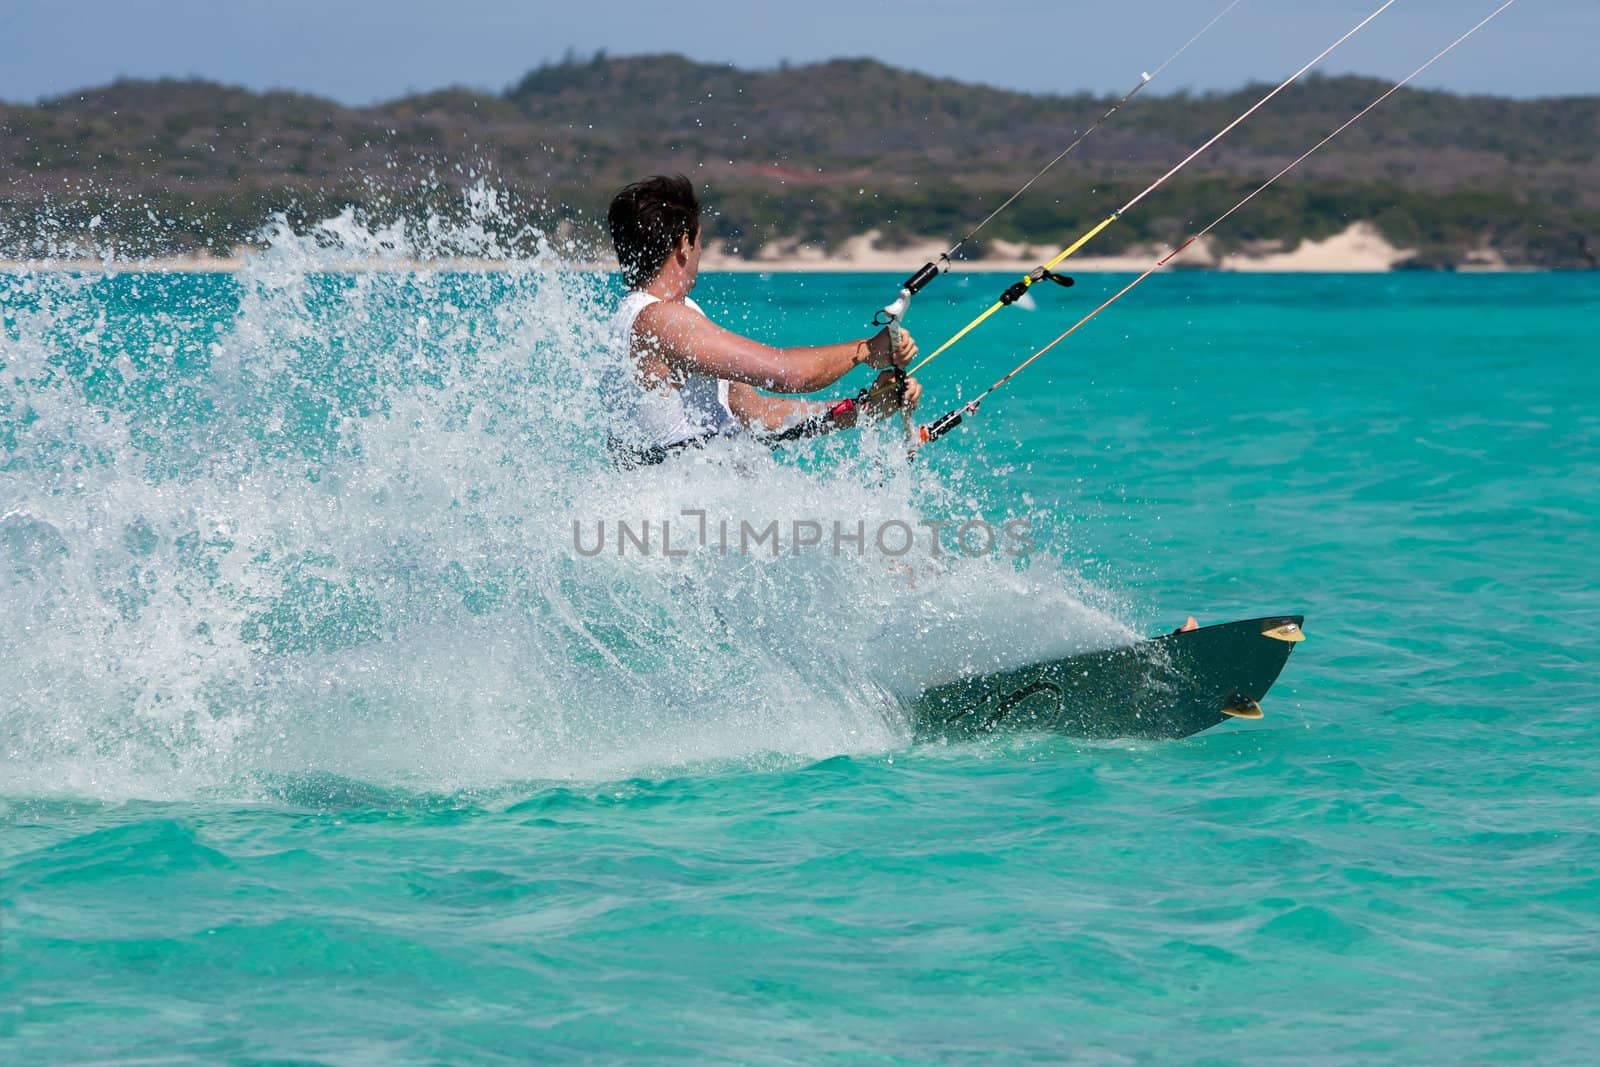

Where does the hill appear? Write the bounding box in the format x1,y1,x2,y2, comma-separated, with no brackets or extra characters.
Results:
3,54,1597,267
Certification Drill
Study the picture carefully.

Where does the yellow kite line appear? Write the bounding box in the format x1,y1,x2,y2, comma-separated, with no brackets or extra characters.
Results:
935,0,1246,267
908,0,1396,377
910,0,1523,455
871,0,1246,346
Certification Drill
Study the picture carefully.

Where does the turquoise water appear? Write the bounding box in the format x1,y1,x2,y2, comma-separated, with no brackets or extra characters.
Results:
3,249,1598,1062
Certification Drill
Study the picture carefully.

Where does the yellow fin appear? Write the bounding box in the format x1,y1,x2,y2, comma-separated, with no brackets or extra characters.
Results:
1262,622,1305,643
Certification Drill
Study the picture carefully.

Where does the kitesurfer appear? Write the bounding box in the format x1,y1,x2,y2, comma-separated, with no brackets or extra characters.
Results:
605,174,921,465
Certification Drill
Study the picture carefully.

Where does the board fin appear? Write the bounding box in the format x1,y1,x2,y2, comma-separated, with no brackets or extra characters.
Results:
1262,622,1306,643
1220,695,1263,719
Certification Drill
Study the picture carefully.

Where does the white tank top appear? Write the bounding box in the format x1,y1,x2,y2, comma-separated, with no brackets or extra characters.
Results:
606,291,740,450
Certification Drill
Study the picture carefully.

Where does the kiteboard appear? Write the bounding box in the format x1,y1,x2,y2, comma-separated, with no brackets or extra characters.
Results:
911,615,1305,741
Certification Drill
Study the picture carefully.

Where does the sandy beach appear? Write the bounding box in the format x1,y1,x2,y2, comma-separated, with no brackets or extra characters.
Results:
1,222,1479,274
696,222,1423,273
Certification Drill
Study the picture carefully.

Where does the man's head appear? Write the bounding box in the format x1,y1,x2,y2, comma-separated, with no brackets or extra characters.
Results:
607,175,701,288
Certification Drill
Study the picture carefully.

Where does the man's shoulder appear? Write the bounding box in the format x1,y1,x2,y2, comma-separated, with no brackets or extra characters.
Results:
632,296,708,331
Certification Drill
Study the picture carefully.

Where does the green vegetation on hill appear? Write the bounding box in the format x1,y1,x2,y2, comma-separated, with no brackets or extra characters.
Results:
2,54,1596,267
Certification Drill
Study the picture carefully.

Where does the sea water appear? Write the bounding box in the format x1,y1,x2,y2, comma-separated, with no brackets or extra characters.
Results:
2,217,1597,1062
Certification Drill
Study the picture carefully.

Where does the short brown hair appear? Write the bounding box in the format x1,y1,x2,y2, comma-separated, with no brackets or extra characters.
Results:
607,175,701,287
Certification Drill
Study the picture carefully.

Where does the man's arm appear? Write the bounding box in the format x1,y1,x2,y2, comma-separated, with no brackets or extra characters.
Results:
634,301,913,394
727,373,924,438
725,383,825,434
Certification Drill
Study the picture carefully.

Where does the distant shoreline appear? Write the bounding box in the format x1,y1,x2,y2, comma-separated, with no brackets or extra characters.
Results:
0,223,1525,275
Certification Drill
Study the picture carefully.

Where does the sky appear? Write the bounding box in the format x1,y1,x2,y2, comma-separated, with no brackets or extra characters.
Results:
0,0,1591,105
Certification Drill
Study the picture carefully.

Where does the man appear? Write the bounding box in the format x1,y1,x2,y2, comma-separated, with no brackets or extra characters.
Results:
605,175,921,465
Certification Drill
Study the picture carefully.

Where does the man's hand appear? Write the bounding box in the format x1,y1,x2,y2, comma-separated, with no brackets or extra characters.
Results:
864,327,918,370
862,369,922,418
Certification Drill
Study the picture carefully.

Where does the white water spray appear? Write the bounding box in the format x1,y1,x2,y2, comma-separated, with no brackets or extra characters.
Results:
0,190,1131,800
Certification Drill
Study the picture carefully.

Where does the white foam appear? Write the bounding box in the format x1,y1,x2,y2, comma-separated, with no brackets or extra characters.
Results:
0,192,1132,800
